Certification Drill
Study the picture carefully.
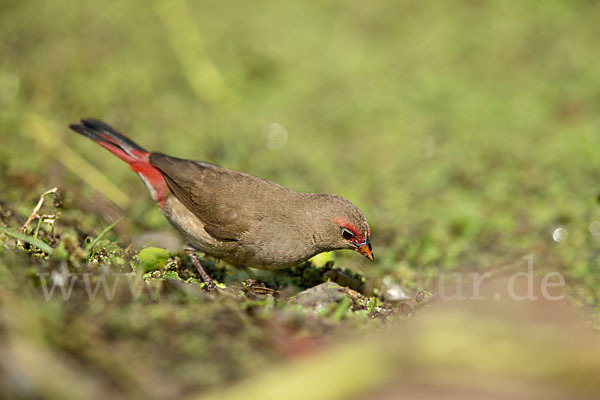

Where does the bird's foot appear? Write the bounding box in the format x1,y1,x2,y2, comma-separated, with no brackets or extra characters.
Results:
185,251,217,292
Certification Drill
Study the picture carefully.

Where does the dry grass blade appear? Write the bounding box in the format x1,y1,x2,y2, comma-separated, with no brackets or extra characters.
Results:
22,113,131,209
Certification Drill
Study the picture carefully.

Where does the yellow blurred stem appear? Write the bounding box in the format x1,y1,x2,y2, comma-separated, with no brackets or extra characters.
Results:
153,0,233,104
22,113,131,209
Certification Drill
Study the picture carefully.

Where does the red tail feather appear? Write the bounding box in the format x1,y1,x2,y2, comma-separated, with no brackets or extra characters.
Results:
69,119,169,206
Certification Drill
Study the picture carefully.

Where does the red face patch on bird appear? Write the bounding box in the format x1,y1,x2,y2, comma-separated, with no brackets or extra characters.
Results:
333,216,373,261
333,217,366,242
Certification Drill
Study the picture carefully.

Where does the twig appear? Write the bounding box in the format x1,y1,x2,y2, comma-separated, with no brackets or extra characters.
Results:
21,187,57,233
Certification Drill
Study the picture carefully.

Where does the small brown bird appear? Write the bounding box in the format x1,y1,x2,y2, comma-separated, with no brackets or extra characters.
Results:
70,119,373,287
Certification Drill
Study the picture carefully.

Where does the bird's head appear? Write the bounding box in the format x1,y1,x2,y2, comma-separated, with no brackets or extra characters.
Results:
334,217,373,260
310,194,373,261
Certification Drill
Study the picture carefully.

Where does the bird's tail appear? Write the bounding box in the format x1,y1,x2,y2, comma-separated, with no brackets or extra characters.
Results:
69,118,169,205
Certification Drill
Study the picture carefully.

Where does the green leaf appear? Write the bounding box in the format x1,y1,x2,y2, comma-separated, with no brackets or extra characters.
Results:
0,225,54,254
137,247,170,273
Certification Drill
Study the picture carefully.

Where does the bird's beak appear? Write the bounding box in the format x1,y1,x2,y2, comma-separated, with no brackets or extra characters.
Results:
354,238,374,261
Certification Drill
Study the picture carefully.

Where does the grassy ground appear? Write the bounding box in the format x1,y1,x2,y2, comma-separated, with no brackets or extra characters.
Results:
1,0,600,398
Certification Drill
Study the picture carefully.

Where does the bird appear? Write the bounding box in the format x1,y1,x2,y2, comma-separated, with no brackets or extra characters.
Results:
69,118,373,288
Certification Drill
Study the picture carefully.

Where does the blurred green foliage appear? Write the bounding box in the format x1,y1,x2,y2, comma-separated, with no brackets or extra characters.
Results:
2,0,600,291
1,0,600,398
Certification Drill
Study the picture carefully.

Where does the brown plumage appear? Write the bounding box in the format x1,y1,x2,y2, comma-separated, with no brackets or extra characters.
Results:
69,118,373,271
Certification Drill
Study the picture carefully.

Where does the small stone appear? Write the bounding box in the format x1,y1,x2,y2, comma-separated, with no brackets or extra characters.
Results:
381,276,411,302
293,282,346,308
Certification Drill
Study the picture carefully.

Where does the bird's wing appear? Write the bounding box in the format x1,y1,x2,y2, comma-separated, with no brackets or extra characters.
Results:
149,152,260,242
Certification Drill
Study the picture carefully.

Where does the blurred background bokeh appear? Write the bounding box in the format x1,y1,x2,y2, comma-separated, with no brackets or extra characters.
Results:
3,0,600,275
1,0,600,399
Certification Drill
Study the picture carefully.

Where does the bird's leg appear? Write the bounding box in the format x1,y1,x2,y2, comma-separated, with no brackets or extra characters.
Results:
184,248,216,291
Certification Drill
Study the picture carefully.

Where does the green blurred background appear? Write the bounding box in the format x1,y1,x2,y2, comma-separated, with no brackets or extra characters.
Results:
3,0,600,286
1,0,600,398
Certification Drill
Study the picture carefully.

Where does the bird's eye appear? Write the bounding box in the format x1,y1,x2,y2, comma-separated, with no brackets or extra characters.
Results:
341,227,355,240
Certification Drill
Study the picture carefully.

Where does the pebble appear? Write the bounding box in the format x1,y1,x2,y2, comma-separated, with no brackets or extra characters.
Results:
293,282,346,308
